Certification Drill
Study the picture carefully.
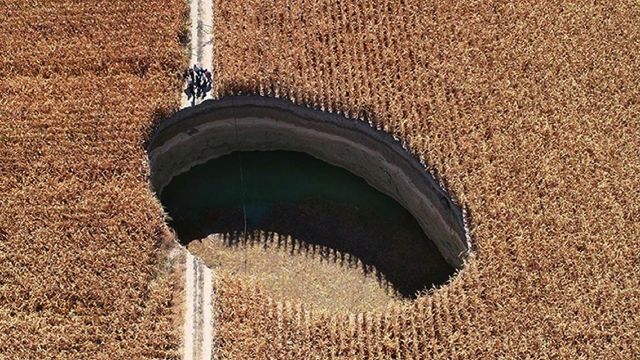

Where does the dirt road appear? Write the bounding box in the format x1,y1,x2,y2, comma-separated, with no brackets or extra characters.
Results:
181,0,215,359
183,253,214,360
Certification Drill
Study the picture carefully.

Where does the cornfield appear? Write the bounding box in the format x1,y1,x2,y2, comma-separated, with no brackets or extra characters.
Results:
0,0,187,358
212,0,640,358
1,0,639,358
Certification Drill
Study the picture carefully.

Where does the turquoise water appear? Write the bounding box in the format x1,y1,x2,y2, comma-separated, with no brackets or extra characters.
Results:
161,151,454,297
164,151,414,227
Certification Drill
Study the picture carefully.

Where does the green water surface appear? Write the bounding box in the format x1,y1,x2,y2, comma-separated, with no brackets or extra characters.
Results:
161,151,454,297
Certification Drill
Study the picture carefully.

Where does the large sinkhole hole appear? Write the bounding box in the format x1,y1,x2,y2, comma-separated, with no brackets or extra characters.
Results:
149,96,469,311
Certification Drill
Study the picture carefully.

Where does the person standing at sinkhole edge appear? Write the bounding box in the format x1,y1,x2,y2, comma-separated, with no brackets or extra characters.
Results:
184,68,195,104
184,65,212,105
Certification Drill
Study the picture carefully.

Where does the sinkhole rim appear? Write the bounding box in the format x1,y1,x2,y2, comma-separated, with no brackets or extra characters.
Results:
147,95,471,274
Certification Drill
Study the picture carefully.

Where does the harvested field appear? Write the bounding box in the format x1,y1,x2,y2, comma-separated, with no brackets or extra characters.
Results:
211,0,640,358
0,0,187,358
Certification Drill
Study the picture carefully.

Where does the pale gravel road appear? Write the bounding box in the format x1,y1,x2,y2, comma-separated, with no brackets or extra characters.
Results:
181,0,215,359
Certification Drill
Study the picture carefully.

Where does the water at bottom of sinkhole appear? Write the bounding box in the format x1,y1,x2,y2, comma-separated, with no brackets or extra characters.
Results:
160,150,454,298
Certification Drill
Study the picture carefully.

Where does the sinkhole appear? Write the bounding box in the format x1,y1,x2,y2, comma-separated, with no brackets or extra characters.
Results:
148,95,469,307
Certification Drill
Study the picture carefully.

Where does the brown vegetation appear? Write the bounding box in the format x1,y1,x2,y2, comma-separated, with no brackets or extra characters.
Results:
188,232,406,314
0,1,186,358
212,0,640,358
2,0,639,358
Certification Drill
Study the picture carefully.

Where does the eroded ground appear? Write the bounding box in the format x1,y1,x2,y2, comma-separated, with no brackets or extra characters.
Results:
187,232,407,313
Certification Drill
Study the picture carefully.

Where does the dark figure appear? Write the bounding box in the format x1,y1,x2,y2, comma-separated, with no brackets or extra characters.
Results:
184,65,211,105
202,70,212,99
195,73,203,99
184,68,196,105
193,64,203,99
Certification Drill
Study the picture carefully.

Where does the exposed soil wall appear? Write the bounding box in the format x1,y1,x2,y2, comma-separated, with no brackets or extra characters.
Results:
148,95,469,268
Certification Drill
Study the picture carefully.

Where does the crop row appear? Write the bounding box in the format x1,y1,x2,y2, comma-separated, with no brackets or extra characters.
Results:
0,1,187,358
211,0,640,357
